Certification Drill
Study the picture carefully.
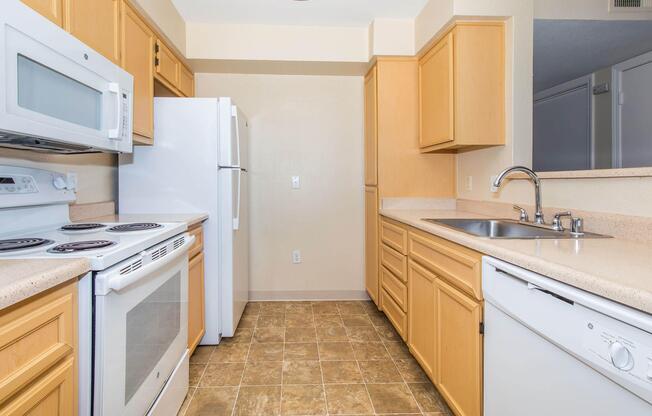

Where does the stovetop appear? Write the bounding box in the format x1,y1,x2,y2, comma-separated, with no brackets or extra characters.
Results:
0,222,187,271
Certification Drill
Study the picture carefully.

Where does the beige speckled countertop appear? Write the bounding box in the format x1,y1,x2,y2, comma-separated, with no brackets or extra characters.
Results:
85,213,208,228
380,208,652,314
0,259,90,310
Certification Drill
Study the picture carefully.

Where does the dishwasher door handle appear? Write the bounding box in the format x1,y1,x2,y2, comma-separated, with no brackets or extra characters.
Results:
528,282,574,305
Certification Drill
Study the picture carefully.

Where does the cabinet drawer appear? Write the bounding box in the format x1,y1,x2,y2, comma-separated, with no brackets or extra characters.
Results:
380,289,407,341
408,228,482,300
188,224,204,259
380,244,407,282
0,282,76,403
380,266,407,312
380,217,408,255
0,356,75,416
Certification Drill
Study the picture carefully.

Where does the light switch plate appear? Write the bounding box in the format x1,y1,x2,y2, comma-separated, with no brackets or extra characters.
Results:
291,176,301,189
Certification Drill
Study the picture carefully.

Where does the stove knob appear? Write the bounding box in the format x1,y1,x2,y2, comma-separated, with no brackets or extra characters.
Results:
53,176,67,190
609,341,634,371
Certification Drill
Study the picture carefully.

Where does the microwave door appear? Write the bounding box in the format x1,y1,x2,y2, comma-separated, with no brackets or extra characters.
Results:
0,3,133,153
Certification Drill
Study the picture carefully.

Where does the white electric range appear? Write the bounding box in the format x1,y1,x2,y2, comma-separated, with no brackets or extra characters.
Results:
0,165,192,416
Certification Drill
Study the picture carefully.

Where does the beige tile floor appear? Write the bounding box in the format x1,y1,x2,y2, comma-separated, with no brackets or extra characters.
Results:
179,300,453,416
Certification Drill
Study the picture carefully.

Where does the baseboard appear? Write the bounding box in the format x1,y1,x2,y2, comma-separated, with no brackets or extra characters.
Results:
249,290,370,301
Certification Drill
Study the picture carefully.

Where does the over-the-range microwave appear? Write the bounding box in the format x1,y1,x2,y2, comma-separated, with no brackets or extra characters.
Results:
0,1,134,154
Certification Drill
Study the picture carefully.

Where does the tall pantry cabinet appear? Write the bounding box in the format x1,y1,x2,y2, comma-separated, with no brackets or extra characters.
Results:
363,57,455,308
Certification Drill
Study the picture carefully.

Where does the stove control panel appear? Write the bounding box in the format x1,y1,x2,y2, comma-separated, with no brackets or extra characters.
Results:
0,175,37,194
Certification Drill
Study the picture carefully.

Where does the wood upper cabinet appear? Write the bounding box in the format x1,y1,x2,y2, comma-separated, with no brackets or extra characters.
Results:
179,64,195,97
155,39,179,89
366,58,455,198
364,186,379,304
120,0,155,142
435,278,482,416
419,32,454,148
364,66,378,186
407,259,436,379
21,0,64,26
419,22,505,153
0,281,78,415
65,0,120,64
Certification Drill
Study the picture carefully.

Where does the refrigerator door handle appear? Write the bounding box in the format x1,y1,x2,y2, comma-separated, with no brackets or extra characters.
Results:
232,105,241,168
233,168,242,230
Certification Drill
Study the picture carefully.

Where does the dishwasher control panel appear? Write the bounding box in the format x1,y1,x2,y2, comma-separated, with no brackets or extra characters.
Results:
583,318,652,390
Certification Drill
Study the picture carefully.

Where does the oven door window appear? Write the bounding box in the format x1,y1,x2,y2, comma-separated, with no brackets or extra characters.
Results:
124,272,181,404
17,54,102,130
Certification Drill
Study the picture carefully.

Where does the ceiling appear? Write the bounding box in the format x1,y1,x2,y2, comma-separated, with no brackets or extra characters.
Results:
534,19,652,92
170,0,429,27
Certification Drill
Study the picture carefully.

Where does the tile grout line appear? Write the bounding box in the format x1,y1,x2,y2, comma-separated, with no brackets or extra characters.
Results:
182,339,218,415
230,309,257,416
313,304,330,416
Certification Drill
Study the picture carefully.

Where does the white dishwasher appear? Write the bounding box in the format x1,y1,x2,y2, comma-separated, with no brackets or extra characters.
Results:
483,257,652,416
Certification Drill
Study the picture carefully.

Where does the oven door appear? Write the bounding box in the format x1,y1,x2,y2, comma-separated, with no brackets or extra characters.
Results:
94,234,193,416
0,2,133,153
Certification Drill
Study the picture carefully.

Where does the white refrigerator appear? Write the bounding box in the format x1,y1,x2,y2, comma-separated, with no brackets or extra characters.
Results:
118,97,249,343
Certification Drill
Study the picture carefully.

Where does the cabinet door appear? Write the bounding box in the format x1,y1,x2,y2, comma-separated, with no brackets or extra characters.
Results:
364,186,379,305
121,1,154,140
65,0,120,64
419,32,454,147
21,0,64,26
179,65,194,97
407,259,436,379
436,278,482,416
188,252,205,354
364,66,378,186
155,40,180,90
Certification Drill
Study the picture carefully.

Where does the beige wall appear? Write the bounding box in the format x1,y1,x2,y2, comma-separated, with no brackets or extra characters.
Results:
196,73,366,299
0,149,117,204
131,0,186,54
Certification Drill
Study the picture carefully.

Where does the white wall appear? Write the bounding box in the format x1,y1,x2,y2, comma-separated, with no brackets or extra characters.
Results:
0,150,116,204
196,73,366,299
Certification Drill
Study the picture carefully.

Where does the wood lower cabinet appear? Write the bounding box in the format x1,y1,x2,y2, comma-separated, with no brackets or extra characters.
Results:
120,0,155,143
187,223,206,354
364,186,379,304
407,259,436,378
65,0,120,64
21,0,64,26
435,278,483,416
0,280,78,416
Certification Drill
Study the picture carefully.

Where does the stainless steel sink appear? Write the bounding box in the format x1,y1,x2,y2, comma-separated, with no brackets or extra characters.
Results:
422,218,610,239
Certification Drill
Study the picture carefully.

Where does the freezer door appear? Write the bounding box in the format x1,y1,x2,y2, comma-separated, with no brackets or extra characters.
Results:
218,100,249,169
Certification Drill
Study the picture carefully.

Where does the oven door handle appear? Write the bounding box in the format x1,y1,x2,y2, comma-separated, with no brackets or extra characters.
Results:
106,235,195,293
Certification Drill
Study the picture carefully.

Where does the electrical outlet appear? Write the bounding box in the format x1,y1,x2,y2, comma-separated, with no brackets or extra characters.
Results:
66,172,78,192
292,250,302,264
465,176,473,191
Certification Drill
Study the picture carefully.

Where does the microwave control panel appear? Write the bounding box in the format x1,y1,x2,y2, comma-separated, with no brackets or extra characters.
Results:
0,175,37,194
119,90,131,142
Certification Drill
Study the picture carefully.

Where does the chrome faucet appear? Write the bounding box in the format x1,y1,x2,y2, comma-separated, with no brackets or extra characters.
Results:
492,166,545,225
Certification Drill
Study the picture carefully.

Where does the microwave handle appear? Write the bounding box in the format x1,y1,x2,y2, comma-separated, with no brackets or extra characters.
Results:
108,83,121,139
